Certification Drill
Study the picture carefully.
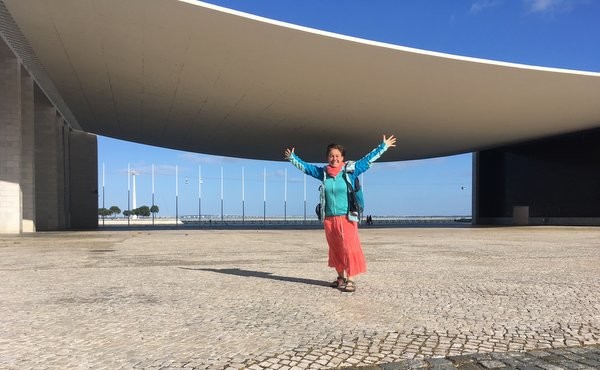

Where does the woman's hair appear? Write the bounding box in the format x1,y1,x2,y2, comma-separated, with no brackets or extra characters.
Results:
326,143,346,158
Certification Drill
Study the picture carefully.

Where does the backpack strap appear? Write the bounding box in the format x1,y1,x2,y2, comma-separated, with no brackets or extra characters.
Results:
342,163,353,192
343,163,362,222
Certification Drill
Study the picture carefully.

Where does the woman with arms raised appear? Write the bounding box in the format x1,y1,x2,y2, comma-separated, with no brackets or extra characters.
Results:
284,134,396,292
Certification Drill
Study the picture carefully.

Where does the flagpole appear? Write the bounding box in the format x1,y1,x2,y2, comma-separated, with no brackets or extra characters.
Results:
284,168,287,222
102,162,105,226
263,167,266,224
242,167,245,222
220,166,224,222
175,165,179,226
198,166,202,226
152,164,155,225
127,163,130,226
303,173,307,223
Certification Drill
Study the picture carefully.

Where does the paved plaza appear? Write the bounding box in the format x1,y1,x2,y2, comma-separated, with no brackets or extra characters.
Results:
0,226,599,369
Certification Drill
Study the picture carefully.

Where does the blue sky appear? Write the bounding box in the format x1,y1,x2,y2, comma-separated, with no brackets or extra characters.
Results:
97,0,600,218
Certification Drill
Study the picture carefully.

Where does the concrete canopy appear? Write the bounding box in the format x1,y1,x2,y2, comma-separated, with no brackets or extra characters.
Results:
3,0,600,162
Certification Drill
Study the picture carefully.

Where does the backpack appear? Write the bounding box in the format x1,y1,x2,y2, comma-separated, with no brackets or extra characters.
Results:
343,163,364,222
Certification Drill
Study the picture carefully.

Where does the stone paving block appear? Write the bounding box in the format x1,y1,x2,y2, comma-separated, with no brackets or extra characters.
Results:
380,363,406,370
479,359,508,369
455,364,485,370
540,355,568,363
1,228,599,369
449,355,478,365
427,357,455,366
581,351,600,361
405,359,429,369
576,357,600,368
528,350,551,358
559,360,593,369
532,362,565,370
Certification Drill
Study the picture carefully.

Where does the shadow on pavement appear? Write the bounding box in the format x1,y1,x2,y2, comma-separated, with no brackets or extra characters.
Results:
181,267,330,287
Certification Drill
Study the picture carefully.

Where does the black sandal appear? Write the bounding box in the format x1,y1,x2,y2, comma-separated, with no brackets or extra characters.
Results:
342,279,356,292
330,276,346,288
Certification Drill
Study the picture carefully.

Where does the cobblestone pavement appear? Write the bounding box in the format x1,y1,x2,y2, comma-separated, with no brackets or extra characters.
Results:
344,345,600,369
0,226,599,369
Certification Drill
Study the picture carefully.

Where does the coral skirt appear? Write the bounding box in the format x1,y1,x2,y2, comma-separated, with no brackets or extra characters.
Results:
323,215,367,277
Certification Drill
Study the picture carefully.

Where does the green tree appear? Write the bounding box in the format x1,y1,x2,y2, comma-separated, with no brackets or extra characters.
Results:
150,205,159,216
123,210,132,217
135,205,151,217
109,206,121,218
98,208,111,217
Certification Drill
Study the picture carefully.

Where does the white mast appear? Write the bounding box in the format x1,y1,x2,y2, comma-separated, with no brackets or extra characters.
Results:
130,169,140,219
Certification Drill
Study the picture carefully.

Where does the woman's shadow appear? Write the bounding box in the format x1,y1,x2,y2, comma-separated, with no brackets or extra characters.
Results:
180,267,330,287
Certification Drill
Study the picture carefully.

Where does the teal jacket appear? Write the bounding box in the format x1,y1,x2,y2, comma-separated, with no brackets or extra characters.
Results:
288,141,390,222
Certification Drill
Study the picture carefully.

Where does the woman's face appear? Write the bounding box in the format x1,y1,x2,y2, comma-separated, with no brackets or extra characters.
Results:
327,148,344,168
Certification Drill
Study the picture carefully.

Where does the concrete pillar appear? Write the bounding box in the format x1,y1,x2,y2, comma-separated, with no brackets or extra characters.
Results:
62,119,71,228
0,38,96,233
474,128,600,225
471,152,480,226
0,39,21,233
69,130,98,229
20,66,35,232
34,86,60,231
55,115,66,229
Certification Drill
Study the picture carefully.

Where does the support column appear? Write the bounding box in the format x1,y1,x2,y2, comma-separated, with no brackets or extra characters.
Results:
474,128,600,226
34,86,59,231
62,119,71,228
0,39,21,233
20,66,35,232
69,130,98,229
55,115,67,229
1,37,95,233
471,152,480,225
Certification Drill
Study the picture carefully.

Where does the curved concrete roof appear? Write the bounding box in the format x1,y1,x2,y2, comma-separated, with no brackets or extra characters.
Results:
3,0,600,162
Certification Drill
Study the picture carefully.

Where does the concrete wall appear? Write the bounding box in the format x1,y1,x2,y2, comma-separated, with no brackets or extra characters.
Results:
34,87,60,231
0,39,21,233
69,130,98,230
0,37,98,234
20,65,35,232
474,127,600,225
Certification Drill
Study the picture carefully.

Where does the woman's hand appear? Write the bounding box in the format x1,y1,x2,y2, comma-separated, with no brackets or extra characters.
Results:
383,134,397,148
284,147,295,159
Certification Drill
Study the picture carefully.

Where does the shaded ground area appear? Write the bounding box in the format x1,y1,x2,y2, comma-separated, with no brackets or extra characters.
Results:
345,345,600,369
0,226,599,369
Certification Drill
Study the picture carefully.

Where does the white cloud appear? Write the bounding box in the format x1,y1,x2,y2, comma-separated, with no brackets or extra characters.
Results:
528,0,561,12
470,0,503,14
469,0,585,15
524,0,583,13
